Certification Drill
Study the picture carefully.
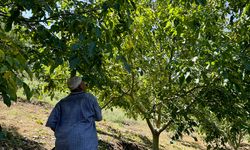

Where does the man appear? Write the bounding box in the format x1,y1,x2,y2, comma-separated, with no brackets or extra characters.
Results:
46,76,102,150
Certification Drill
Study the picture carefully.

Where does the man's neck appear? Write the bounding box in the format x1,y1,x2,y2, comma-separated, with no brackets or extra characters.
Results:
71,88,83,93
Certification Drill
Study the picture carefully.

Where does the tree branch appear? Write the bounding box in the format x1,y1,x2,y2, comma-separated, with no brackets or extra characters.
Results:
146,118,156,133
101,97,113,109
0,12,8,17
159,119,173,133
100,80,132,109
0,2,14,7
166,85,207,101
101,90,129,109
156,103,162,128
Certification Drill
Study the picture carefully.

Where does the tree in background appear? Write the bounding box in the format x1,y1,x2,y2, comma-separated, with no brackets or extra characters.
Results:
97,0,250,149
0,28,32,106
0,0,135,104
0,0,249,150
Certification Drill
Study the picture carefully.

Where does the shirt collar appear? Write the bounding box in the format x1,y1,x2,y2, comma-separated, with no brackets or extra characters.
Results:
70,91,84,95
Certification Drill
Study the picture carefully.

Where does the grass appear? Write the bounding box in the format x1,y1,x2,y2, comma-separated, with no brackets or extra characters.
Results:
17,86,67,106
12,80,249,150
14,90,206,149
102,107,143,124
17,79,140,125
0,98,225,150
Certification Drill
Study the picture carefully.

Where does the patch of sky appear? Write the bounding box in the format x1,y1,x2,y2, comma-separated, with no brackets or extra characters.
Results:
22,10,32,19
195,78,199,84
40,11,54,29
21,0,98,30
80,0,92,3
151,25,158,32
21,8,53,29
223,1,245,32
192,56,198,62
171,72,179,80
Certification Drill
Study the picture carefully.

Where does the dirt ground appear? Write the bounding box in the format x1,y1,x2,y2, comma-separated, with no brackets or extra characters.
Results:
0,99,208,150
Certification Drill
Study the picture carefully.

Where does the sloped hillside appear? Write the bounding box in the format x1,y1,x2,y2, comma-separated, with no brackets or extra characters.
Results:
0,99,206,150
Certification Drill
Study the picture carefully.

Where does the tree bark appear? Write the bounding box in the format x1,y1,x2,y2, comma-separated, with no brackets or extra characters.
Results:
146,118,160,150
152,131,160,150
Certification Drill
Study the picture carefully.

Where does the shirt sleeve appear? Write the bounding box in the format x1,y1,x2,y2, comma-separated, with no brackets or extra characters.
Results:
91,95,102,121
46,103,60,131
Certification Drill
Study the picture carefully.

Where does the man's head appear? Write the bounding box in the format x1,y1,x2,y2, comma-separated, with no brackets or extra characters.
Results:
67,76,87,92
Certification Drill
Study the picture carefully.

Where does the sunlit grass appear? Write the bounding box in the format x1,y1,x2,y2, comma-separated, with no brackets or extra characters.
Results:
102,107,143,125
17,87,67,106
14,80,211,150
16,78,68,105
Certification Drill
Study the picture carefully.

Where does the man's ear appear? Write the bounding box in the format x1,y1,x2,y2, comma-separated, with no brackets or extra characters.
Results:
78,83,83,90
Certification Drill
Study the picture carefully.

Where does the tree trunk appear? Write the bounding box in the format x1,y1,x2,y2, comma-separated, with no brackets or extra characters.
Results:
152,131,160,150
146,118,172,150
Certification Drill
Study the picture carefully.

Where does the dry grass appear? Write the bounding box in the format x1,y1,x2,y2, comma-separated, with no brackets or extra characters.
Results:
0,99,207,150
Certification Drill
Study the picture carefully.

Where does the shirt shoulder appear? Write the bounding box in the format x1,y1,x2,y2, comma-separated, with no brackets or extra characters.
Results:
80,93,97,104
54,96,70,107
84,92,95,98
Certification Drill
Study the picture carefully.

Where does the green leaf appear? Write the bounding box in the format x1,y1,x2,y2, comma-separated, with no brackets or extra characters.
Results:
245,63,250,71
16,54,26,66
88,41,96,57
114,3,120,11
6,87,17,101
24,66,33,79
2,93,11,107
130,1,136,10
44,4,53,14
50,24,59,32
95,27,101,38
0,65,8,73
0,130,5,140
5,17,13,32
72,43,80,51
69,57,80,69
6,56,14,66
179,74,185,86
102,2,108,12
23,82,33,100
186,76,192,83
55,57,63,66
117,55,131,73
0,49,5,62
124,61,131,73
196,0,207,6
79,33,85,41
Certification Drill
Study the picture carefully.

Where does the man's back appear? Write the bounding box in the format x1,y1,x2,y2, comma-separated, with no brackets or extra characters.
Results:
46,92,102,150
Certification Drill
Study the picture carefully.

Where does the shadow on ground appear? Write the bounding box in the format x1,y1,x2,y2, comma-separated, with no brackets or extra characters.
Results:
240,143,250,150
97,125,151,150
179,140,205,150
0,125,46,150
0,124,151,150
178,137,250,150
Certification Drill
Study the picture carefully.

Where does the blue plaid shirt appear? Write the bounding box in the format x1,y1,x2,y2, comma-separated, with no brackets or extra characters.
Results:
46,92,102,150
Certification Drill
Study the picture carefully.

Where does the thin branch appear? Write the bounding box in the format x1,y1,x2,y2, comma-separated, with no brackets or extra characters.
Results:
22,6,101,22
0,2,14,7
166,85,207,101
0,12,8,17
159,119,173,133
146,118,155,133
156,103,162,128
100,80,131,109
129,89,147,115
136,101,147,114
101,90,129,109
168,45,174,89
101,97,114,109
